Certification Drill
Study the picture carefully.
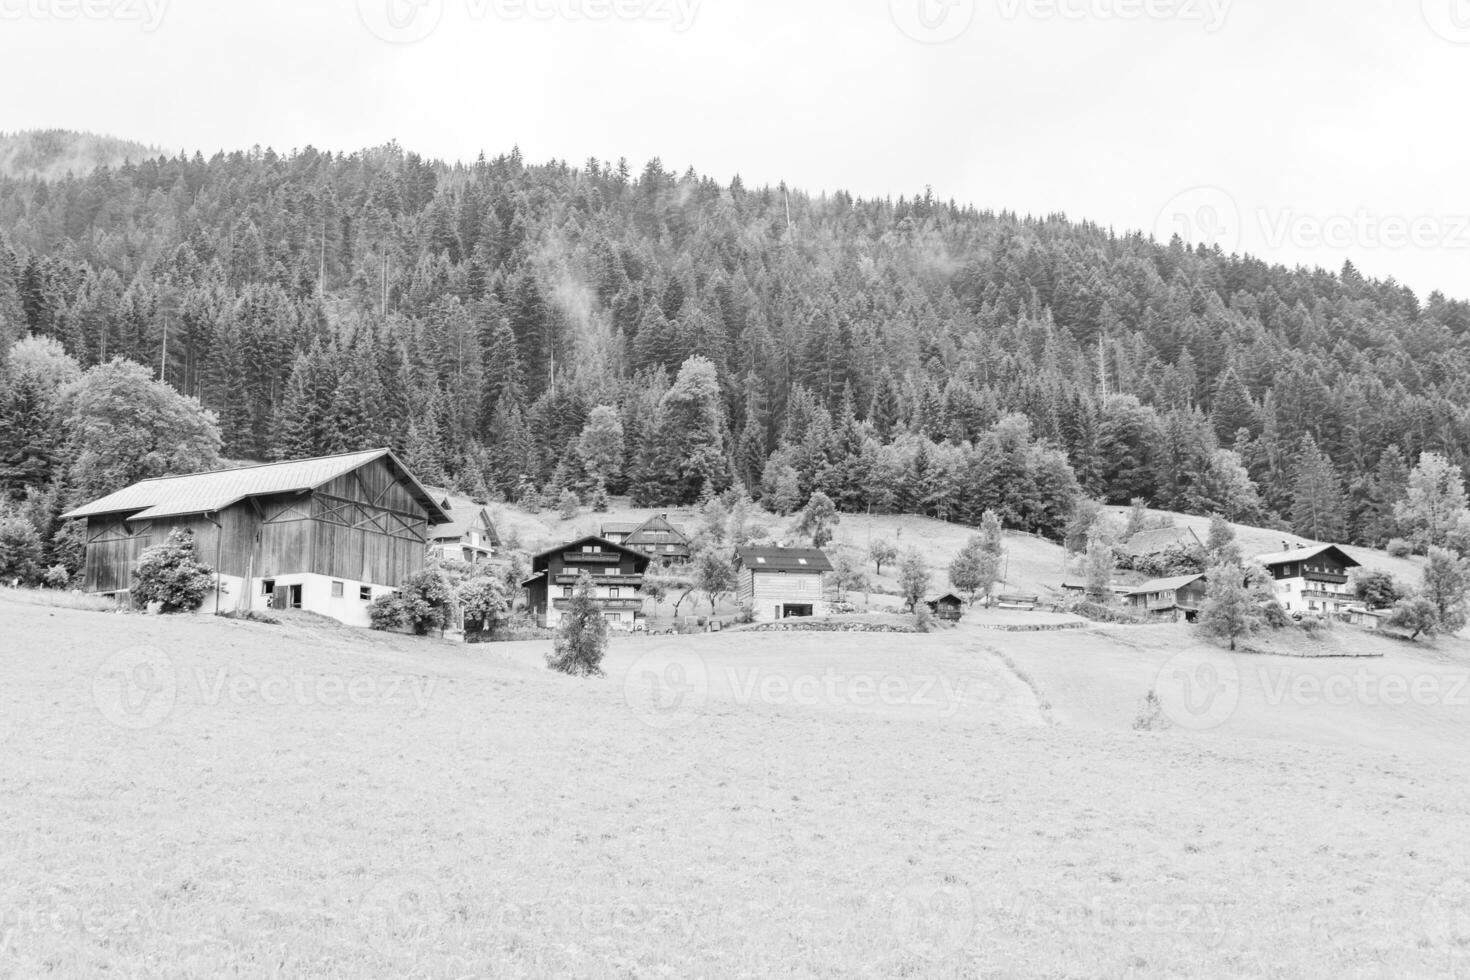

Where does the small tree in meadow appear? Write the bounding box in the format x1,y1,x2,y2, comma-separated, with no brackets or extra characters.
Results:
397,569,457,636
898,547,931,612
132,528,216,613
869,538,898,577
1421,547,1469,634
949,535,997,607
459,576,512,643
1083,526,1114,601
546,572,608,677
1205,514,1241,566
795,491,839,548
693,545,737,614
556,488,580,520
1353,569,1404,611
1386,596,1440,641
1198,562,1259,651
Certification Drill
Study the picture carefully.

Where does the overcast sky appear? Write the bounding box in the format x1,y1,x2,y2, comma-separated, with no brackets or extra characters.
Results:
2,0,1467,299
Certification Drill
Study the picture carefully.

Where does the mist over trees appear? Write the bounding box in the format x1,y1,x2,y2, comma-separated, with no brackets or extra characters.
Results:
3,135,1470,558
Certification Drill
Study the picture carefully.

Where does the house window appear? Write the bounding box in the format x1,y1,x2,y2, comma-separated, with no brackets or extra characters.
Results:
665,545,675,553
797,558,808,565
360,586,372,601
583,545,600,553
604,613,620,623
331,581,344,598
755,557,766,564
607,567,621,576
563,586,573,599
609,587,621,599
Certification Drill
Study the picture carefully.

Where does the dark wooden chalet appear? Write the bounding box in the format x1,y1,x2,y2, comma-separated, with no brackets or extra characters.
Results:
62,449,450,626
523,535,651,630
1125,574,1208,622
925,593,964,621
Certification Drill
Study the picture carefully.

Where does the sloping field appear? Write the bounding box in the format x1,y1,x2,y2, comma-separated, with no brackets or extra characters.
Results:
3,594,1469,977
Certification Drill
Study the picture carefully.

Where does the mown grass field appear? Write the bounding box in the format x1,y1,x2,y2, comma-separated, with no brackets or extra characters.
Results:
4,592,1469,977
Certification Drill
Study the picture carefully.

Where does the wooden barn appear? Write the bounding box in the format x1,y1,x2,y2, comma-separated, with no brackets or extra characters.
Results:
62,449,450,627
1125,574,1208,622
925,593,964,621
735,546,833,622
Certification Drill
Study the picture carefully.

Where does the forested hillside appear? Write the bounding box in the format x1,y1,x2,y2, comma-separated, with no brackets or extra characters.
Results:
0,131,159,181
3,134,1470,558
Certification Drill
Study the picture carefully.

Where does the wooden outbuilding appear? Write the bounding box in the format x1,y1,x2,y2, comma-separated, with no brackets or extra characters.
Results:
925,593,964,621
735,546,833,621
61,449,450,626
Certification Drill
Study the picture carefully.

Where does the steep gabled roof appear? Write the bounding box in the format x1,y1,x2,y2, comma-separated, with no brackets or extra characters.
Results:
599,522,640,536
735,546,833,573
1119,526,1203,556
62,449,451,524
1127,574,1206,596
532,535,652,572
1252,543,1361,570
625,514,689,544
430,494,500,544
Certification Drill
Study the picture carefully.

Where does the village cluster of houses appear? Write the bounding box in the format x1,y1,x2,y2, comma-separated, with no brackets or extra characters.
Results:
61,449,839,631
1070,526,1380,628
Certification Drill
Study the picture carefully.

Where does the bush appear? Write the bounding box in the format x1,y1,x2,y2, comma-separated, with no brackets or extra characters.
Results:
1297,615,1327,635
556,488,580,520
1132,690,1170,731
369,592,409,631
1387,538,1413,559
735,603,755,625
914,603,936,633
1259,600,1290,629
132,528,216,613
399,570,457,635
42,565,70,590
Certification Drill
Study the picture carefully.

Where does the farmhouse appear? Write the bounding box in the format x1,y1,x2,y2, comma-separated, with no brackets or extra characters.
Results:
429,494,501,565
61,449,451,627
602,515,691,564
1254,543,1361,616
523,535,650,631
735,546,832,621
925,593,964,621
1125,573,1208,622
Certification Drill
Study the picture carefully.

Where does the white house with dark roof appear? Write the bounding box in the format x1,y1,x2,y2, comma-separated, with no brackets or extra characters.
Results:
735,546,833,621
1253,543,1361,615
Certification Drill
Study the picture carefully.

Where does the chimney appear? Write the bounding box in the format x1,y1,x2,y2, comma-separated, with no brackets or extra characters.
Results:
1282,541,1289,550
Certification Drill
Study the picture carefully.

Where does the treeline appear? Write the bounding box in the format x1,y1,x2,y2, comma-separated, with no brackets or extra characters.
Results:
3,135,1470,549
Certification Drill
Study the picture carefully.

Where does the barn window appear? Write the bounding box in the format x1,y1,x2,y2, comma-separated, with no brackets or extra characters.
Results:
359,586,372,601
261,579,275,596
331,581,344,598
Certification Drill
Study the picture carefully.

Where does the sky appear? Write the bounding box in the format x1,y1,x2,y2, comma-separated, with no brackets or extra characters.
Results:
1,0,1468,299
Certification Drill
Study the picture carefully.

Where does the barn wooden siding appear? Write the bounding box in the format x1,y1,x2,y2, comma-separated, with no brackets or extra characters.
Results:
82,457,431,594
738,569,825,618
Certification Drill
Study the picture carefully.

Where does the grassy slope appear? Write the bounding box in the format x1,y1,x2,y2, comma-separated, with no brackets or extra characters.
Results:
3,594,1469,976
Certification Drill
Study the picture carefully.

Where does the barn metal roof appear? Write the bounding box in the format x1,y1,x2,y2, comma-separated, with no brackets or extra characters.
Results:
735,547,834,573
62,449,451,525
1126,574,1206,596
428,493,500,543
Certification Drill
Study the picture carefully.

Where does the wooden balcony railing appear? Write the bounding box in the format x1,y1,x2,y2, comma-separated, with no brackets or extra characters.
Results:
552,597,644,612
561,552,622,565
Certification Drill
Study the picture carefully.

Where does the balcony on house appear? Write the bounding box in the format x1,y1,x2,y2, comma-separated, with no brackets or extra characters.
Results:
554,573,645,587
552,596,645,612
